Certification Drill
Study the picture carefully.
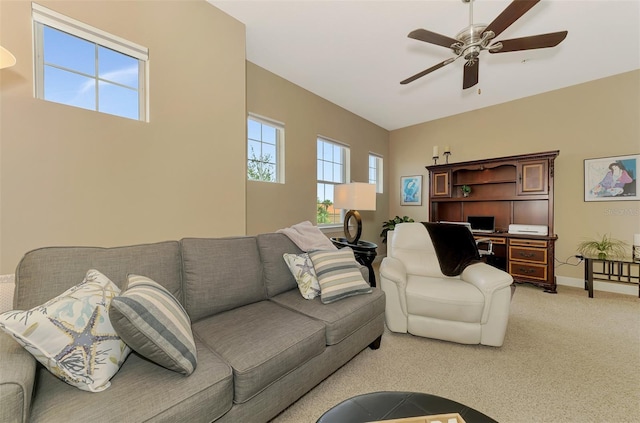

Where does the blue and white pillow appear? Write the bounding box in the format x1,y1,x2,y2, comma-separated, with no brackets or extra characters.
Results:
308,248,372,304
109,274,197,375
283,253,321,299
0,269,130,392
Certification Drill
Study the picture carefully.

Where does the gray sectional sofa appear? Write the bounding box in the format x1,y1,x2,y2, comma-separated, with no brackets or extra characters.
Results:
0,233,385,423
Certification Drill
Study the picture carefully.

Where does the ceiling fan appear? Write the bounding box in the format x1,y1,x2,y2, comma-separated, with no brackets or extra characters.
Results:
401,0,568,89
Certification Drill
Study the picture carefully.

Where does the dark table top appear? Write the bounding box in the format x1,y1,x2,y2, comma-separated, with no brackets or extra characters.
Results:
316,391,498,423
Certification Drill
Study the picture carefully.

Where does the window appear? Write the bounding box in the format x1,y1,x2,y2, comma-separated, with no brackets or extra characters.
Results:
317,138,350,225
247,115,284,183
369,153,383,193
32,3,148,121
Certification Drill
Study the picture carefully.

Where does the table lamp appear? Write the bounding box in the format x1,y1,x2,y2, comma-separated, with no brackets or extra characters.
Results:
333,182,376,244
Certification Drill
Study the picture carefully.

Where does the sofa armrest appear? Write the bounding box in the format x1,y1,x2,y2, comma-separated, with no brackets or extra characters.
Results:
0,331,36,423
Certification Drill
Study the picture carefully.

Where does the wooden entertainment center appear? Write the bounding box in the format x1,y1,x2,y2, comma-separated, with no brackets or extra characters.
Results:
426,150,559,292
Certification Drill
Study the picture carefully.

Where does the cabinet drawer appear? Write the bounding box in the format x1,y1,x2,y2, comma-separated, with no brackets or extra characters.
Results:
509,246,547,264
510,239,547,248
509,262,548,281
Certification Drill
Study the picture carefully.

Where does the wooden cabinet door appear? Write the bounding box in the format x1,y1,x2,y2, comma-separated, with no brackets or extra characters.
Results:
431,170,451,197
517,160,548,195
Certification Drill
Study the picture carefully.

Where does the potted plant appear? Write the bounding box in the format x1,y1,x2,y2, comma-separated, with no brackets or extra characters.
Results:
577,234,627,260
380,216,414,243
461,185,471,197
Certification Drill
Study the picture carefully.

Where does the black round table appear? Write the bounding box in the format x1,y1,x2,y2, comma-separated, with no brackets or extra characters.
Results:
317,391,498,423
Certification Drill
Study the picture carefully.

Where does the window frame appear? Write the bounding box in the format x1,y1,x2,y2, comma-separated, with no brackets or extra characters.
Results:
317,137,350,227
32,3,149,121
369,153,384,194
247,114,285,184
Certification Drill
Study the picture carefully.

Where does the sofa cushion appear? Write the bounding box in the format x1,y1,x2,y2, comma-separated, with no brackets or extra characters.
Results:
14,241,182,311
256,233,303,297
110,274,197,375
282,253,321,299
0,269,130,392
308,248,372,304
28,338,233,423
192,300,326,404
181,237,266,322
270,288,386,345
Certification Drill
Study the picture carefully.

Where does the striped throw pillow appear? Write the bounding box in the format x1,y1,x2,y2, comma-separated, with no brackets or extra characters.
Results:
308,248,372,304
109,274,197,375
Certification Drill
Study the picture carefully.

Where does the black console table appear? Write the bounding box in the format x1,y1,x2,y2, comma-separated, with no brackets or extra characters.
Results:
584,256,640,298
330,237,377,287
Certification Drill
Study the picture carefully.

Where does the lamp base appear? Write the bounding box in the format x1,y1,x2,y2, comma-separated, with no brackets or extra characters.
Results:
634,245,640,262
343,210,362,244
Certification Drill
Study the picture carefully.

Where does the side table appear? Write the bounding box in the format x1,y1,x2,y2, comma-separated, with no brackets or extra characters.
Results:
584,256,640,298
330,237,378,287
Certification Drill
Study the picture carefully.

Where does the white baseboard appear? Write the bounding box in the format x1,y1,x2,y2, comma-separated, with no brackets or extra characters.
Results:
556,275,638,296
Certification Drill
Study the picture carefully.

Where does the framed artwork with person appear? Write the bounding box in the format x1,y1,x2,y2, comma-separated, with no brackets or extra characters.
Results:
584,154,639,201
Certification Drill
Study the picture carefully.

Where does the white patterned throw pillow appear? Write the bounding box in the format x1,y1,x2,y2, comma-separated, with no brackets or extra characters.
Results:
0,269,130,392
308,248,372,304
109,274,197,375
283,253,321,299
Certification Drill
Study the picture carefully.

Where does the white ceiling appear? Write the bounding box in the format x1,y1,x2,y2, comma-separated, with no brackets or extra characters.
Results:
209,0,640,131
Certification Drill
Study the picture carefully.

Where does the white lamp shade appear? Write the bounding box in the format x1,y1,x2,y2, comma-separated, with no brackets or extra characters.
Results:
0,46,16,69
333,183,376,211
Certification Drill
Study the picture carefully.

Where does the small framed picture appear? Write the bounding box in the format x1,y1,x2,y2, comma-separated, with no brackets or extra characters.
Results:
401,175,422,206
584,154,639,201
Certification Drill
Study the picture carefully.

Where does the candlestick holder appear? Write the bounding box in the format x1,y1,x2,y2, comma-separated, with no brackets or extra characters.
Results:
432,155,439,165
443,151,451,164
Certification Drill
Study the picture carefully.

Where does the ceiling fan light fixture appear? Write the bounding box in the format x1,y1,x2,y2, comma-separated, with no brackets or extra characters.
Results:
455,24,488,45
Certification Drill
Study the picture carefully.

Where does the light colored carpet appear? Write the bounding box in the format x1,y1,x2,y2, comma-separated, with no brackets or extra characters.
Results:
271,284,640,423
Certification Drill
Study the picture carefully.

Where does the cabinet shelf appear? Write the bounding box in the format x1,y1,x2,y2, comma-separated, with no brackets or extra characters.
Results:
453,179,515,186
433,194,550,202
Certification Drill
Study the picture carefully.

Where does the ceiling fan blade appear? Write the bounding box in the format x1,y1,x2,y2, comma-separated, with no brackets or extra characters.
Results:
463,61,479,89
400,58,455,85
484,0,540,39
408,29,459,49
490,31,568,53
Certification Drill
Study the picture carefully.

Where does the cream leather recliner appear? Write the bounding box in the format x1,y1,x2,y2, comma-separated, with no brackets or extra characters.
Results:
380,222,513,347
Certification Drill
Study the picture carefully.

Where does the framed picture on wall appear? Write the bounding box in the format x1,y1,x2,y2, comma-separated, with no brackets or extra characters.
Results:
401,175,422,206
584,154,639,201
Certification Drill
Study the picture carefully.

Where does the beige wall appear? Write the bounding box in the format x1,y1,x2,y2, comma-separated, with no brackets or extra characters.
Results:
0,1,247,273
246,62,389,244
389,70,640,280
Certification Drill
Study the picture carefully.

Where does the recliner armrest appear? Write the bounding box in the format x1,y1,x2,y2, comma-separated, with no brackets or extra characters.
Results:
379,257,409,315
461,262,513,324
461,262,513,295
0,331,36,423
379,257,407,288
